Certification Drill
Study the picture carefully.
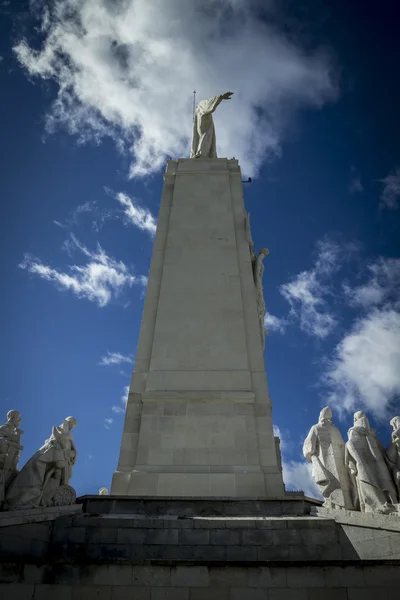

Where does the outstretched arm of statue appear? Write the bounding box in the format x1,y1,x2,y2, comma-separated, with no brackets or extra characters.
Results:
221,91,234,100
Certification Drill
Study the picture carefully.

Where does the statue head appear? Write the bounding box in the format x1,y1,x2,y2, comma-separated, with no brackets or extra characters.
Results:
259,248,269,258
64,416,77,432
318,406,332,424
7,410,21,427
353,411,370,429
390,416,400,431
99,487,109,495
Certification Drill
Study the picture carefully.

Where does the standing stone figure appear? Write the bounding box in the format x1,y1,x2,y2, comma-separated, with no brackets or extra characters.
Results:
345,411,398,514
253,248,269,348
387,416,400,496
190,92,233,159
303,407,355,509
5,416,77,510
0,410,23,502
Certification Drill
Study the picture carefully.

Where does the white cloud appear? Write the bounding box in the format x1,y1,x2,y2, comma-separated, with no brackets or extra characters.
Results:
13,0,336,179
121,385,129,407
323,309,400,421
99,351,133,366
322,255,400,421
104,417,114,429
349,177,363,195
109,190,157,236
380,167,400,209
280,239,339,338
274,423,322,500
111,385,130,415
345,257,400,309
264,313,287,334
19,234,146,306
282,460,323,500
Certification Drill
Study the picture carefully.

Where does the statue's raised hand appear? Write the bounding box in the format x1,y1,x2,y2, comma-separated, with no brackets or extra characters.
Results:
221,91,234,100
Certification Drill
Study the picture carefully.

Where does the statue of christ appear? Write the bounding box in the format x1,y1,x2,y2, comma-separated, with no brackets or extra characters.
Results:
190,91,233,159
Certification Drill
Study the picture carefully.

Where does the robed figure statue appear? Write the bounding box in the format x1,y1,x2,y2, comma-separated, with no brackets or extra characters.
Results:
345,411,398,514
5,416,77,509
191,92,233,159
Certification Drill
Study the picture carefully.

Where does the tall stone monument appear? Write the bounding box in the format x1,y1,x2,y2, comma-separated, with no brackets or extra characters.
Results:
111,93,284,497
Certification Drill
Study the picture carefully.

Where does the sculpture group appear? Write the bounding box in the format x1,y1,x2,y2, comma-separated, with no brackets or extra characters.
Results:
0,411,77,510
304,407,400,514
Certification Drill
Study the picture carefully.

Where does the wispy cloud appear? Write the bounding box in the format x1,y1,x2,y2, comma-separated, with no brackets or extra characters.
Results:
13,0,336,179
264,313,287,334
104,417,114,429
99,351,133,366
104,188,157,237
54,201,115,233
348,166,363,195
380,167,400,209
19,234,146,306
344,257,400,309
324,256,400,420
280,239,339,338
112,385,130,415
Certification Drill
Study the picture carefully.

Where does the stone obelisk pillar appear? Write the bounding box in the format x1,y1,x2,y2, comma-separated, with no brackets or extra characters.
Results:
111,158,285,497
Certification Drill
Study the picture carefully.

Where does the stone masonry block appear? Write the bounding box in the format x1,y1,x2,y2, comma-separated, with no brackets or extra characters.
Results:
72,586,111,600
189,589,229,600
231,590,269,600
241,529,273,545
112,587,150,600
117,528,147,544
210,529,240,545
132,566,171,587
307,591,348,600
150,588,189,600
286,567,326,588
347,590,389,600
171,566,209,587
324,566,365,588
247,567,287,588
33,584,73,599
363,565,400,587
209,567,247,588
146,529,178,545
0,583,34,599
269,591,307,600
178,529,209,545
86,528,118,544
226,546,258,561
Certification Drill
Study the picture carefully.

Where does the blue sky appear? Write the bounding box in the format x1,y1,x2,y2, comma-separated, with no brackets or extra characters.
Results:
1,0,399,498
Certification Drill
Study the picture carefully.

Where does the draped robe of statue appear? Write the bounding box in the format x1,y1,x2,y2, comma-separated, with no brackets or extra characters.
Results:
345,411,398,513
191,95,224,159
5,417,77,509
303,407,355,509
387,416,400,497
0,411,23,502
